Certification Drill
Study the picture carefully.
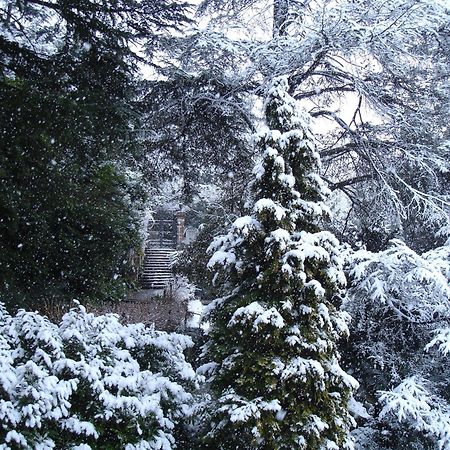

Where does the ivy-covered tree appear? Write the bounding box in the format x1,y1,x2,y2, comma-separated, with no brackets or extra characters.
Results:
199,77,357,449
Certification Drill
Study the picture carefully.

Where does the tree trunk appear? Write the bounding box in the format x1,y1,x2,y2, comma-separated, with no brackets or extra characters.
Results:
273,0,289,37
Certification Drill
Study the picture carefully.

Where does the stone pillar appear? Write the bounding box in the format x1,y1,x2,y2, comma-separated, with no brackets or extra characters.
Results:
176,211,186,247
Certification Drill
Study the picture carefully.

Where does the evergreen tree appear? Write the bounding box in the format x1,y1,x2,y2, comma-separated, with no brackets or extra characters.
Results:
140,71,254,203
200,77,357,449
0,0,191,307
0,63,142,307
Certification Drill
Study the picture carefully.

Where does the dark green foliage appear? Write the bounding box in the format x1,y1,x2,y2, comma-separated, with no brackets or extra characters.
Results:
174,193,248,299
140,71,254,202
175,215,224,300
0,78,141,306
0,0,192,307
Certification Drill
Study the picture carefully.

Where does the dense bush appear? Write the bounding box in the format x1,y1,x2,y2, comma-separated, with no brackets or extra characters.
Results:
0,302,197,449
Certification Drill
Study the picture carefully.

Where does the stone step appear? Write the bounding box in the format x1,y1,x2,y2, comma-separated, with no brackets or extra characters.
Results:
141,272,172,277
141,274,173,280
141,275,172,281
142,274,171,277
146,251,175,254
145,242,175,248
142,264,171,268
141,275,172,280
142,268,171,272
141,273,171,278
141,270,172,276
145,259,174,265
141,267,172,272
145,260,172,264
145,247,175,250
145,276,172,281
143,263,171,268
146,259,172,262
144,261,171,266
145,259,172,262
143,259,172,264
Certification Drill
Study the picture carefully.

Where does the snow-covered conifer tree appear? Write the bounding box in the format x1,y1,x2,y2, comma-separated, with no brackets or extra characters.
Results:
199,77,358,449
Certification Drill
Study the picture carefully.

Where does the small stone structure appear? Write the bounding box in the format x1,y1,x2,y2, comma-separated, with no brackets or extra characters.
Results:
175,211,186,247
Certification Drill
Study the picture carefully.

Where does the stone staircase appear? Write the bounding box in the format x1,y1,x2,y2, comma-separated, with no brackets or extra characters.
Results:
140,243,176,289
140,215,177,290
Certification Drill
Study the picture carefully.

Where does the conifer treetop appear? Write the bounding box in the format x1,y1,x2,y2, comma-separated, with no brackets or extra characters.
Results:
253,76,331,233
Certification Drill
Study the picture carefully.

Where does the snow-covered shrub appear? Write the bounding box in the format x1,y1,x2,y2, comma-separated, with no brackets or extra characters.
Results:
344,241,450,449
0,302,197,449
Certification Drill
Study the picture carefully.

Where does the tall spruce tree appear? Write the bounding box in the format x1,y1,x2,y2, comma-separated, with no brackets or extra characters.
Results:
200,77,358,450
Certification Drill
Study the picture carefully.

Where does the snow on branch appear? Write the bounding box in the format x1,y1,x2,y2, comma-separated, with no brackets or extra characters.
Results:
378,377,450,449
347,240,450,326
